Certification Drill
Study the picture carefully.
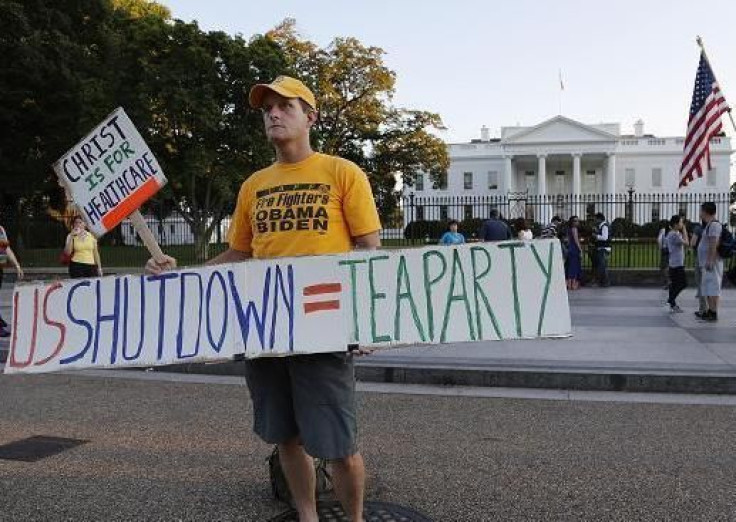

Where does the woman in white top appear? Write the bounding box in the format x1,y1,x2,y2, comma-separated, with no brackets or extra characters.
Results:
516,218,533,241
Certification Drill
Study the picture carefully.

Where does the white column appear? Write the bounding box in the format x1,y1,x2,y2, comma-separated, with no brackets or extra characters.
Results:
606,153,616,194
504,155,514,193
572,153,582,195
537,154,547,195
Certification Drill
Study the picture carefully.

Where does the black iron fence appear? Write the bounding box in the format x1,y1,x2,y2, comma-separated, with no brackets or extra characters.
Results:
384,192,735,269
7,191,735,269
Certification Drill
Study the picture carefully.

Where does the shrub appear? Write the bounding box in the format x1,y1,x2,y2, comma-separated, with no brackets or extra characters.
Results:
610,218,641,238
404,220,446,241
458,218,484,240
638,220,668,238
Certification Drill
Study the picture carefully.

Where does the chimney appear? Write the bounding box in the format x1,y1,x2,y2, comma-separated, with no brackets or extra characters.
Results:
634,119,644,138
480,125,490,141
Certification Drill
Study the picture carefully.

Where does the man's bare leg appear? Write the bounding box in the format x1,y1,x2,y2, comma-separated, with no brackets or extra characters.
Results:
279,438,318,522
331,452,366,522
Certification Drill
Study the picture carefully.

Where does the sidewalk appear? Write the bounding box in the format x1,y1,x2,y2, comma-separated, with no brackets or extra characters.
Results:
3,284,735,393
357,287,736,392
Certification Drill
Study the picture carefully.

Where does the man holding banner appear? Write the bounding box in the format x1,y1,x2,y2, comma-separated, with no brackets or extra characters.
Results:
147,76,381,522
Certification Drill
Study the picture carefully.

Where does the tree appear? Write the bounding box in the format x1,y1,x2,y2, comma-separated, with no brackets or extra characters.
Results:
0,0,118,242
122,19,285,260
110,0,170,19
267,19,448,221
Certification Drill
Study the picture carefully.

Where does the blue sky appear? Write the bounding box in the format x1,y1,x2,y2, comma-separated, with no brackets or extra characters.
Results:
160,0,736,144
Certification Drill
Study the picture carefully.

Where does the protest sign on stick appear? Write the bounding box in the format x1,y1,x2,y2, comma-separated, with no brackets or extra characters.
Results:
53,107,167,262
5,240,572,375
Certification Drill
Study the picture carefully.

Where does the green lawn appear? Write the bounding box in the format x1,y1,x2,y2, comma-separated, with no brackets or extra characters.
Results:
18,243,230,269
16,238,692,269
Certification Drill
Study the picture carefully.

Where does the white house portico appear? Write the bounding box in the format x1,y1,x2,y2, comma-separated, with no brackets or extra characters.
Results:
410,115,732,197
499,117,620,196
405,115,732,225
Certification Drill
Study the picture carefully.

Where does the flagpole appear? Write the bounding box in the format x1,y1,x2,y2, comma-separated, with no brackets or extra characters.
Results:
696,35,736,132
558,69,563,115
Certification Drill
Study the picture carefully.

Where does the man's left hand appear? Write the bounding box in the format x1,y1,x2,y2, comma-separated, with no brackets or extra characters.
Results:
348,346,374,357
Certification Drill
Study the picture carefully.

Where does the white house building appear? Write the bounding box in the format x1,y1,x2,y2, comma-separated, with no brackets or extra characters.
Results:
406,116,732,225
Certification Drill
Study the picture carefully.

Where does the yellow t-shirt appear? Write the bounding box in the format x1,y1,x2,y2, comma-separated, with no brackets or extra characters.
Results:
70,233,97,265
228,153,381,259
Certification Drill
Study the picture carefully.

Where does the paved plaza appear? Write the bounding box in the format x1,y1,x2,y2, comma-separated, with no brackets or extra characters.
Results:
1,283,736,520
2,371,736,521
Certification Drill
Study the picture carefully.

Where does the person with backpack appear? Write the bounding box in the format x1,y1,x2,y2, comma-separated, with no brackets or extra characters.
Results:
696,202,731,322
665,215,689,313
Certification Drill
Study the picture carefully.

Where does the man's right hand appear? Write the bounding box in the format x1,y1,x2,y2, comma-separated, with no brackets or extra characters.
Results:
145,255,177,275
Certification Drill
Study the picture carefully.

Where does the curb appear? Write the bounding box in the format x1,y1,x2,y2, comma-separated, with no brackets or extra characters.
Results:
22,356,730,395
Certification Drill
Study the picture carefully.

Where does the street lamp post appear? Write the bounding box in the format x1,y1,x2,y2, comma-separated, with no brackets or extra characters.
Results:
626,185,635,268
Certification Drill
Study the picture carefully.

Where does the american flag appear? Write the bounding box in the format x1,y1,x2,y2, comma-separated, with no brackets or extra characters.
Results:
679,52,730,188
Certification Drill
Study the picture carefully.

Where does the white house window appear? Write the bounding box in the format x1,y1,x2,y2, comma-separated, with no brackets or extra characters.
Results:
488,171,498,190
439,205,449,221
554,170,565,193
463,172,473,190
651,168,662,188
416,206,425,221
651,203,661,222
438,172,448,190
525,170,536,193
415,174,424,191
464,205,473,220
707,168,717,187
625,168,636,188
584,170,596,193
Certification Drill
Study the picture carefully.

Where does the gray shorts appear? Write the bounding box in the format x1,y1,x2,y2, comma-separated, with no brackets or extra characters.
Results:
244,353,357,460
700,261,724,297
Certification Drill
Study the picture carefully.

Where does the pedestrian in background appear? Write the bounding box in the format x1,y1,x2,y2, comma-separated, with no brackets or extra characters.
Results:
565,216,582,290
515,217,533,241
0,223,24,337
592,212,611,287
439,219,465,245
541,215,562,239
64,216,103,279
479,209,512,242
696,202,723,322
690,221,708,316
665,215,688,313
657,225,670,289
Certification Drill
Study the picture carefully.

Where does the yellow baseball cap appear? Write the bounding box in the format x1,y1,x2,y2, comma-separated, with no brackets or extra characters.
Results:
249,75,316,110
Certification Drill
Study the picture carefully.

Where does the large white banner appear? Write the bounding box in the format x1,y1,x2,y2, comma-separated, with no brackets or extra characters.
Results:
4,240,571,374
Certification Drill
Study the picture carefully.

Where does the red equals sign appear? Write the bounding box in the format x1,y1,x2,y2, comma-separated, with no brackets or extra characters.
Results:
303,283,342,314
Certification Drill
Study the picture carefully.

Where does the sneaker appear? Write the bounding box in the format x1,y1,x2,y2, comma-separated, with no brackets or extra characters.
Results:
694,310,706,319
669,305,684,313
698,310,718,322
